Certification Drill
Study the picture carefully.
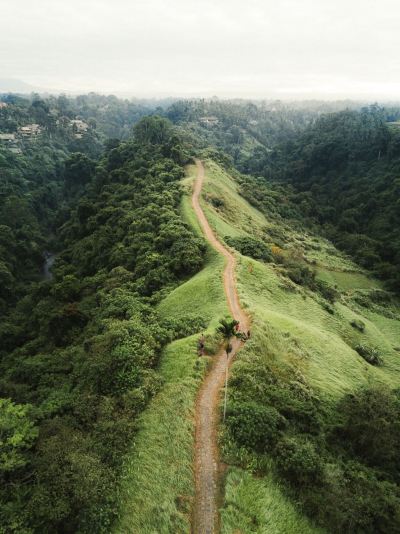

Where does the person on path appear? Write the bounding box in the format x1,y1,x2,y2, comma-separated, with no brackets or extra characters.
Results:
198,334,205,356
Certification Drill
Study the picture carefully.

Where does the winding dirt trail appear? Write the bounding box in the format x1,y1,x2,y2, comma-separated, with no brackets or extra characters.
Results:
192,160,249,533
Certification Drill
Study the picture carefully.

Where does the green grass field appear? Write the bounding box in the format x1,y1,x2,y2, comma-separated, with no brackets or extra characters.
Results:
199,159,400,532
114,165,228,533
201,160,400,397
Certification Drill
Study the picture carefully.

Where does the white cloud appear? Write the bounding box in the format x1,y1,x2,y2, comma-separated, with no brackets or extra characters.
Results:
1,0,399,99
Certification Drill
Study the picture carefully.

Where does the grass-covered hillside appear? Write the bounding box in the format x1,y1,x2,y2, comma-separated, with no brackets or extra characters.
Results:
199,159,400,533
114,164,228,532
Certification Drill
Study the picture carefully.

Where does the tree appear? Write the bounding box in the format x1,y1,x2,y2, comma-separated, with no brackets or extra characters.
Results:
133,116,172,145
63,153,96,195
217,318,242,354
0,399,38,474
217,318,244,421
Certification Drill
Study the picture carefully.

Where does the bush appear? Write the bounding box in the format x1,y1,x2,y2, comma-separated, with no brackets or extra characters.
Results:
285,263,315,286
161,314,207,340
225,402,286,453
350,319,365,332
355,344,382,365
224,236,273,262
321,301,335,314
275,436,323,486
335,386,400,471
315,279,338,303
285,263,338,302
210,196,224,208
313,461,400,534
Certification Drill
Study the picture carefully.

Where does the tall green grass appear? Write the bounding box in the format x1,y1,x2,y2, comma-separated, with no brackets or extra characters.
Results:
199,159,400,531
114,166,228,533
221,468,323,534
200,160,400,398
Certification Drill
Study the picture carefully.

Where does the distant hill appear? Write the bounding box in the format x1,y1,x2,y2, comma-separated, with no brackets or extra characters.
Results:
0,78,49,94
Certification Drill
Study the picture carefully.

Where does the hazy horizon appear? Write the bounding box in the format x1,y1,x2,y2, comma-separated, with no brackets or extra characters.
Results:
1,0,400,100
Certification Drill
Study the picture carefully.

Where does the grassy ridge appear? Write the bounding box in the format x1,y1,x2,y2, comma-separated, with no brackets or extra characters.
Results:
114,165,228,533
199,160,400,531
202,160,400,397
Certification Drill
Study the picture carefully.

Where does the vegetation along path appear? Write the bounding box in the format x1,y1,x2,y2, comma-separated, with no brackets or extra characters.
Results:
192,160,250,533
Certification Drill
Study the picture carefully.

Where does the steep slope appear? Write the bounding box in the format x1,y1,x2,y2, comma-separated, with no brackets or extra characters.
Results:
198,160,400,533
0,120,208,533
201,160,400,396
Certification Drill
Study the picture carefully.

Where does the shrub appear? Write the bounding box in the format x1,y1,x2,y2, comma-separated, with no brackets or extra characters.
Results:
286,263,315,286
350,319,365,332
225,402,286,453
161,314,207,340
210,196,224,208
355,344,382,365
224,236,273,262
275,436,323,486
315,279,338,303
336,386,400,470
315,461,400,534
321,301,335,314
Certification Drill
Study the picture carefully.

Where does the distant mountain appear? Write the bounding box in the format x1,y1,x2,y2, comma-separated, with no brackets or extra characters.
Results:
0,78,48,94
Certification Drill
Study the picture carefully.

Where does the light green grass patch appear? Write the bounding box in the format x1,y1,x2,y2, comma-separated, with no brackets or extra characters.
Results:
200,159,400,398
221,468,323,534
202,160,267,240
316,267,380,291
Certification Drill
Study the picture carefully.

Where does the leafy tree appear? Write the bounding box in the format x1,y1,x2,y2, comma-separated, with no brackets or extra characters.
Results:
0,399,37,473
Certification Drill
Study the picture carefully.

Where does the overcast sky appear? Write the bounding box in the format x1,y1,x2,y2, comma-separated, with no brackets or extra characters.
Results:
1,0,399,99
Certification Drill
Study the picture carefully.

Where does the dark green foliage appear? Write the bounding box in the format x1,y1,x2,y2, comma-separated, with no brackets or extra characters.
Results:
355,344,382,365
210,196,224,208
0,118,205,533
133,115,173,145
284,261,338,302
224,236,273,262
314,279,338,303
272,107,400,294
225,338,400,532
286,263,315,286
226,402,285,452
336,387,400,471
350,319,366,332
166,99,327,170
307,462,400,534
161,314,207,340
64,152,96,196
275,436,323,486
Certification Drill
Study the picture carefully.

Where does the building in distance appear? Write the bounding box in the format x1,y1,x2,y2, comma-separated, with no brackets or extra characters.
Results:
199,116,219,126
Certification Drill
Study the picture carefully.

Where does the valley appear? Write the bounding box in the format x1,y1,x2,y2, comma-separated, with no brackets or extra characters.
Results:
1,96,400,534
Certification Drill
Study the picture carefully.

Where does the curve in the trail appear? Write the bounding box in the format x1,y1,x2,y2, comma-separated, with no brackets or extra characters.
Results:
192,160,249,534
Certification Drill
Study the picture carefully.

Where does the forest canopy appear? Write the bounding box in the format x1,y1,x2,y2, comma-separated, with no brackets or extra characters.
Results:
0,113,205,533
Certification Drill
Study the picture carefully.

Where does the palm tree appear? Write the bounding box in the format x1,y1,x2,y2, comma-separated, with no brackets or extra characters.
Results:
217,318,241,354
217,318,243,421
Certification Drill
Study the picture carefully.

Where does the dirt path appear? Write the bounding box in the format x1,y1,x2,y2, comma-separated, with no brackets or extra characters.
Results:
192,160,249,533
